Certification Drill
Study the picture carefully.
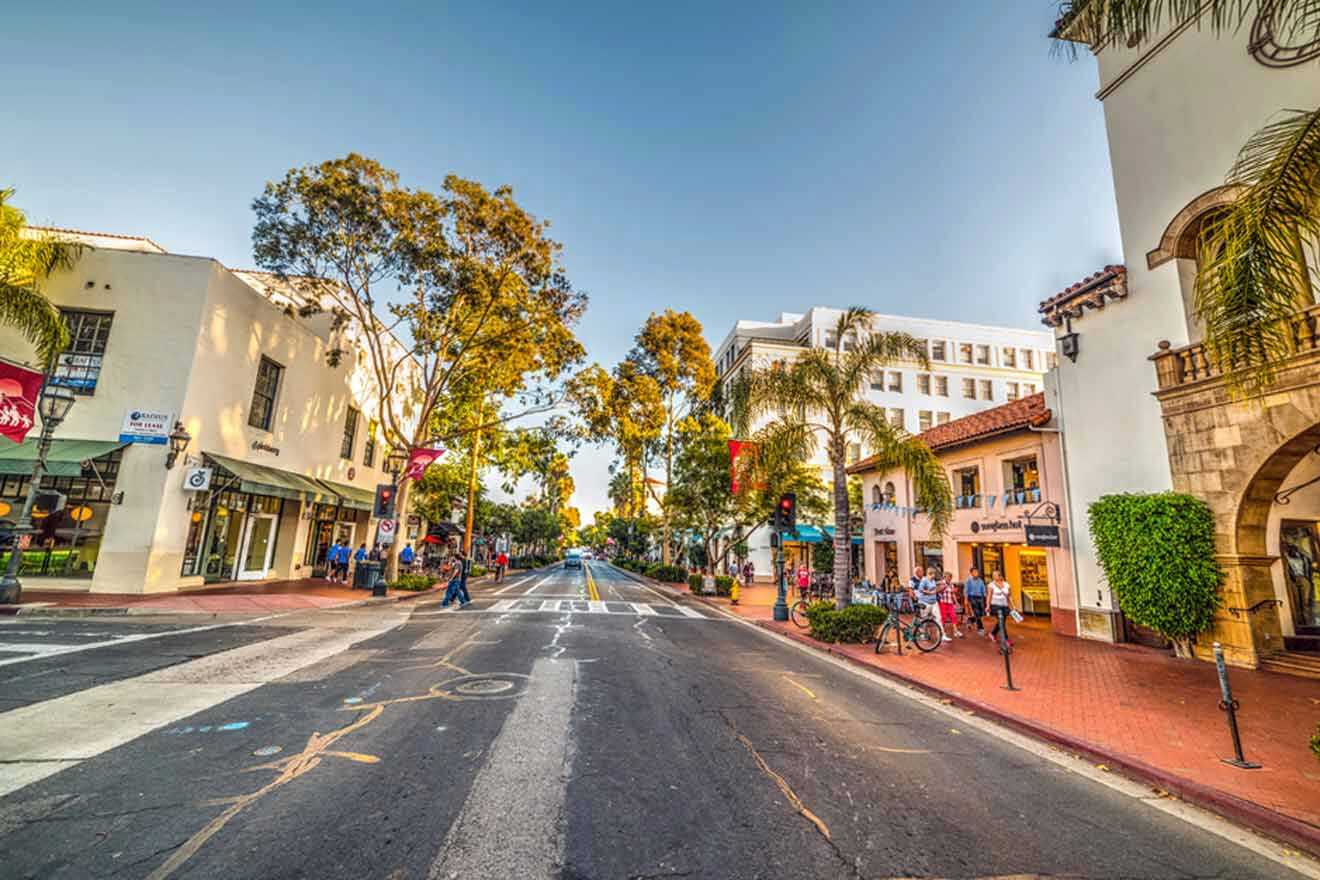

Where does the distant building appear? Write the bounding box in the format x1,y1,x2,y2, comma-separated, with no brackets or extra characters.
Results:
711,307,1054,579
0,228,418,594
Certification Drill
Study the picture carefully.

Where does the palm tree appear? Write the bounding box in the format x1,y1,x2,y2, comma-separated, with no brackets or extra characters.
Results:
732,308,953,608
0,189,78,367
1055,1,1320,395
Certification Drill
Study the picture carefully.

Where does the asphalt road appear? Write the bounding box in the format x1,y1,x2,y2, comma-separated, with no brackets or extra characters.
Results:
0,562,1311,879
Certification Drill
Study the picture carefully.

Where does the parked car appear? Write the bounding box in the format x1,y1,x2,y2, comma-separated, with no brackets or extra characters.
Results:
564,549,584,569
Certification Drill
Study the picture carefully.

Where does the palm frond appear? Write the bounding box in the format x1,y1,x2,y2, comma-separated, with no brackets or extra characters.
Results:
1195,106,1320,396
842,330,931,392
1053,1,1268,52
847,402,954,538
0,189,79,365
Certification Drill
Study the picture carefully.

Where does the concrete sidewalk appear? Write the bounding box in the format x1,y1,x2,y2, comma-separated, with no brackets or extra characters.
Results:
624,569,1320,857
1,575,445,616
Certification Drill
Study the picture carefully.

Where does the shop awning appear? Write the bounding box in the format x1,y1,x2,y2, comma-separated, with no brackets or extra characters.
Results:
313,478,376,512
205,453,333,503
784,524,864,545
0,438,129,477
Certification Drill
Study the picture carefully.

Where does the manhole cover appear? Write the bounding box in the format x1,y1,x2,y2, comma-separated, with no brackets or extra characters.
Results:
435,672,530,700
253,745,282,757
455,679,515,695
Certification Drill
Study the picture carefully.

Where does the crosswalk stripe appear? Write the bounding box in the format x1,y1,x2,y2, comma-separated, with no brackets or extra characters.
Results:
676,605,707,619
632,603,657,616
587,600,606,614
539,600,559,612
490,600,516,613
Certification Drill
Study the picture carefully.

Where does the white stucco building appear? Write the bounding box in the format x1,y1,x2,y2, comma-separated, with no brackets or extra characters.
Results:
0,227,420,594
712,307,1054,578
1044,9,1320,660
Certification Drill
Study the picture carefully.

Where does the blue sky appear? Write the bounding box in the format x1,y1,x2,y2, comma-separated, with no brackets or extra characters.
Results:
3,1,1121,520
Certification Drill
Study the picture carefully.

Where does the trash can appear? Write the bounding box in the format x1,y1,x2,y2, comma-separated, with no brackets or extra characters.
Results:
354,560,383,593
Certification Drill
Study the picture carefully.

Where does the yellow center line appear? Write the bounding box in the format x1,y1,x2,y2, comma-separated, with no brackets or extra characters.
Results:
585,562,600,601
781,674,817,701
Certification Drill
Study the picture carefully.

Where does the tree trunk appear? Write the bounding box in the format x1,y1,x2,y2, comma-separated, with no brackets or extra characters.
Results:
383,478,412,582
462,404,484,557
832,454,850,610
661,397,674,566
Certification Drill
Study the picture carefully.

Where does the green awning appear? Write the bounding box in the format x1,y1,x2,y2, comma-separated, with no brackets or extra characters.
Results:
0,439,128,477
205,452,333,502
314,478,376,511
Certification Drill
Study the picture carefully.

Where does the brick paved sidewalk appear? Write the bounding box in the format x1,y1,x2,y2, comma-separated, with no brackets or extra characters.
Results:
677,578,1320,851
4,576,442,615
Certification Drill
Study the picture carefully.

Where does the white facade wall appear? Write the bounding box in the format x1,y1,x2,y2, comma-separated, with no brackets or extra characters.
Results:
713,307,1053,579
1049,18,1320,630
0,241,417,593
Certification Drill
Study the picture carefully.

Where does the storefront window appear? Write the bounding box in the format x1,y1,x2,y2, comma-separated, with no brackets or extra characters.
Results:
0,450,122,577
914,541,943,576
1019,550,1051,614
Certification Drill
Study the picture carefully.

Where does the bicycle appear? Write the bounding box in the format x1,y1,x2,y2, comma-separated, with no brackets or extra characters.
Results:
874,592,943,653
788,582,816,628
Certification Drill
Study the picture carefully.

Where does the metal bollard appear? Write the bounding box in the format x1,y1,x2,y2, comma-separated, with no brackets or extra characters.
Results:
1000,631,1019,691
1213,642,1260,769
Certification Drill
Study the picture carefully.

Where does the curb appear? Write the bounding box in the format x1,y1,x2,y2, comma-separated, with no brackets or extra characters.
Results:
0,575,487,619
600,564,1320,859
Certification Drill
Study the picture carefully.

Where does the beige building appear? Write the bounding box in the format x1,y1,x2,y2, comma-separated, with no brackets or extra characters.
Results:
848,393,1079,636
0,228,419,594
1049,9,1320,670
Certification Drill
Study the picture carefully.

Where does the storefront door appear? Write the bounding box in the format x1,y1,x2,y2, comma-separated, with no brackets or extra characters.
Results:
874,541,897,586
1280,521,1320,631
237,514,277,580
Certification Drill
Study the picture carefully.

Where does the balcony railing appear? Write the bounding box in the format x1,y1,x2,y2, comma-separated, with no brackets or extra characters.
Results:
1151,303,1320,390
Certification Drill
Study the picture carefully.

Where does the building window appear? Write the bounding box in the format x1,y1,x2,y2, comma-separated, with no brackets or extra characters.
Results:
364,422,377,468
936,411,951,425
918,410,933,432
846,442,861,465
1023,382,1036,395
50,309,114,394
934,375,948,397
887,408,904,430
341,406,359,460
958,343,973,364
247,356,283,431
954,467,981,508
870,371,884,391
1006,382,1019,402
961,378,976,399
979,379,993,400
1023,350,1035,370
930,340,947,362
1005,456,1041,505
975,344,991,365
887,371,902,393
1002,347,1017,368
871,484,882,505
1045,352,1057,369
917,373,931,395
883,481,896,504
824,331,838,349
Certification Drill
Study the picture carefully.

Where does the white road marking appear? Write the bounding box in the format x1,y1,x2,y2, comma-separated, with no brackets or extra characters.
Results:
675,605,707,619
427,658,576,878
586,600,607,614
632,603,657,616
489,600,516,613
539,600,559,612
493,576,532,596
524,575,556,594
0,617,406,798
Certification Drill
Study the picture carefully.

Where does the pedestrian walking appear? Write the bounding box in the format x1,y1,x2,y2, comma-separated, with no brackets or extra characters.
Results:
399,543,415,570
963,566,987,633
325,539,343,582
796,564,810,599
910,566,944,643
743,560,755,585
988,569,1015,647
495,550,509,583
441,555,473,607
937,571,963,638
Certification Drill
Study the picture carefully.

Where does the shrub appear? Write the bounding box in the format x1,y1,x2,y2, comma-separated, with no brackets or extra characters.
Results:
688,573,703,591
388,573,437,592
1089,492,1222,657
470,564,488,578
647,564,688,584
714,575,734,596
804,601,887,643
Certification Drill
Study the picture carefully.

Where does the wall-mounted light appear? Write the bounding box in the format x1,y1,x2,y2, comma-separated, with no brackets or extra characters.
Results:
166,422,192,469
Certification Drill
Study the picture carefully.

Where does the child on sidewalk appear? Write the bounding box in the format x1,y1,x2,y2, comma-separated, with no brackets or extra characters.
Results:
937,571,963,639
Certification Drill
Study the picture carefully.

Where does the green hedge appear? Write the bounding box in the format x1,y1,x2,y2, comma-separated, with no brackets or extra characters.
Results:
1089,492,1222,652
687,573,703,591
646,563,689,584
714,575,734,596
804,601,887,643
511,554,559,569
470,564,488,578
388,573,437,592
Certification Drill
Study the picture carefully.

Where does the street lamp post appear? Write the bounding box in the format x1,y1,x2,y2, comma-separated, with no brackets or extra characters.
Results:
0,384,77,605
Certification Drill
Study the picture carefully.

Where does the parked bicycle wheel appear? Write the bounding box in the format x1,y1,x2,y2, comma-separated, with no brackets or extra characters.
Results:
911,617,943,652
874,622,895,653
789,600,810,628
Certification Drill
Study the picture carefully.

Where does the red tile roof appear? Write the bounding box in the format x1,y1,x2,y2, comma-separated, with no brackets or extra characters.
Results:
1038,264,1125,311
848,392,1051,473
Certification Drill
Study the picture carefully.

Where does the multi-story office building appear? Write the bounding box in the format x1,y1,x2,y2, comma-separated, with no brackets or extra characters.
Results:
0,227,418,594
711,307,1054,578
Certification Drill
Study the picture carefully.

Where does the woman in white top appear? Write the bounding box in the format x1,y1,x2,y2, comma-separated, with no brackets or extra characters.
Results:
987,569,1014,647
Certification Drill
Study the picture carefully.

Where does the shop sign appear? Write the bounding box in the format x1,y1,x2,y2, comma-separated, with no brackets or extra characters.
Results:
119,409,174,445
1026,524,1061,547
969,519,1023,535
251,440,280,456
183,467,213,492
871,527,896,536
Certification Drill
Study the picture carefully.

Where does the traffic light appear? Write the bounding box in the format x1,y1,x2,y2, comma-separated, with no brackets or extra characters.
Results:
373,484,397,519
775,492,796,532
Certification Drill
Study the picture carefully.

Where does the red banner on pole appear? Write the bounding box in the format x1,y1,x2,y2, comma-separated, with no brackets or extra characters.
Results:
0,360,43,444
403,447,446,482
